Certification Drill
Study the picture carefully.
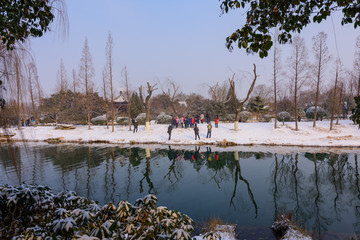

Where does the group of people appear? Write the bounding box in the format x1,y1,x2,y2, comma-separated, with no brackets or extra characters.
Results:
168,115,219,140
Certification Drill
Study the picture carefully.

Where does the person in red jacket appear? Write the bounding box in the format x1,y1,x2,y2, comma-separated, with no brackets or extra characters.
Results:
215,115,219,128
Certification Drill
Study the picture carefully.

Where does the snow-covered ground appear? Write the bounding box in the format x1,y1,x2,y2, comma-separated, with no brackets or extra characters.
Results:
5,120,360,148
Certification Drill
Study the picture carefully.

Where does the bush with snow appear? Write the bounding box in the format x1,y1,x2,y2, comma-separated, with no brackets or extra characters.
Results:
306,106,327,120
91,115,107,125
0,184,194,240
116,117,129,125
135,113,147,125
277,111,291,122
239,111,253,122
156,112,172,124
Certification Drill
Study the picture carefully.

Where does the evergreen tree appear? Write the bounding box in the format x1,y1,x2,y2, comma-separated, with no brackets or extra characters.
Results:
352,96,360,127
129,92,144,118
247,96,267,120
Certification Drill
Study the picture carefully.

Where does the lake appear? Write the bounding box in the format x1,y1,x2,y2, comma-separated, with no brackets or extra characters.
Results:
0,143,359,239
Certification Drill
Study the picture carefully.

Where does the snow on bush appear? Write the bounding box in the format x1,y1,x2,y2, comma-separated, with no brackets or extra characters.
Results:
156,112,172,124
305,106,327,120
277,111,291,122
0,184,194,239
239,111,252,122
116,117,129,125
136,113,147,124
91,115,107,125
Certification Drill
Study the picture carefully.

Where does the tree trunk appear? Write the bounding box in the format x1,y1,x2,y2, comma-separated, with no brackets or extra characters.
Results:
330,67,338,130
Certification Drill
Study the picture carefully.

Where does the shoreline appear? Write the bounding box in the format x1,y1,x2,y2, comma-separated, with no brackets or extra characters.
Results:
3,120,360,150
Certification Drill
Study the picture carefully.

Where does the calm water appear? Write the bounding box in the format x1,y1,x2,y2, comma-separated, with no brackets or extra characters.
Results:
0,143,360,239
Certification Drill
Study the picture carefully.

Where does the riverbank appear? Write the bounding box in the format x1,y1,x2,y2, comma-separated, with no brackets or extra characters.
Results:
4,120,360,147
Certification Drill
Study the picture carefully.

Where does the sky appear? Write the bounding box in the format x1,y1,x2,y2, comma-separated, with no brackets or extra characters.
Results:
30,0,360,98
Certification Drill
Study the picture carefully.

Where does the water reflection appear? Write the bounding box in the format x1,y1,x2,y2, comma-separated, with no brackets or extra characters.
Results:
0,143,359,239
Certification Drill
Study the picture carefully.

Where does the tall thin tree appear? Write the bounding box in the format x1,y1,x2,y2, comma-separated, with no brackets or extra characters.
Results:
79,38,95,130
330,59,343,130
105,32,115,132
102,68,109,129
312,32,331,127
272,30,281,129
287,36,308,131
122,66,132,131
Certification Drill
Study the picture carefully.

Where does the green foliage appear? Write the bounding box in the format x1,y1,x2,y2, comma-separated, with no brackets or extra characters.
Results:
41,90,105,124
220,0,360,58
352,96,360,127
0,184,194,240
129,92,144,118
0,0,55,50
247,96,268,119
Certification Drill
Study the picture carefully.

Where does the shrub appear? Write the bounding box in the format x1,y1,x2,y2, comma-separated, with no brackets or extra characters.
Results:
277,111,291,122
117,117,129,125
156,112,172,124
262,114,272,122
239,111,253,122
0,184,194,240
306,106,327,120
91,115,107,125
135,113,146,125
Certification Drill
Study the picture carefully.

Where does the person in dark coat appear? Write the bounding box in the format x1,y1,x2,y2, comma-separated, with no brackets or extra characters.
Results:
167,124,173,140
194,123,200,140
133,120,138,133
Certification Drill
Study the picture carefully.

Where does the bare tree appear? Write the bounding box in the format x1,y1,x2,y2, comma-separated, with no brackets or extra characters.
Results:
272,30,281,129
122,66,132,131
162,77,181,115
228,64,257,131
71,69,78,93
330,59,343,130
27,62,41,126
312,32,331,127
105,32,115,132
287,36,308,131
102,68,109,129
139,82,158,131
79,37,95,130
208,81,229,103
56,58,68,92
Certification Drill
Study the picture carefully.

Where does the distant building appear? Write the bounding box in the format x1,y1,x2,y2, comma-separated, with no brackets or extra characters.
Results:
114,91,128,113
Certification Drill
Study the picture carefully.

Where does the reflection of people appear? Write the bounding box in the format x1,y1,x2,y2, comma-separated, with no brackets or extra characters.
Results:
167,124,173,140
206,147,212,161
215,152,219,161
194,124,200,140
194,146,200,161
168,146,176,161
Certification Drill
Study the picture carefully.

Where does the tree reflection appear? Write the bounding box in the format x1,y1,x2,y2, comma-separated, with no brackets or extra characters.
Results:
230,157,258,218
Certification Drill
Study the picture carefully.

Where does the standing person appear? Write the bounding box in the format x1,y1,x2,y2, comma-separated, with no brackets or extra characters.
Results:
175,116,179,128
189,117,192,127
215,115,219,128
191,117,195,127
167,124,173,140
206,113,210,124
206,122,212,138
194,123,200,140
133,120,138,133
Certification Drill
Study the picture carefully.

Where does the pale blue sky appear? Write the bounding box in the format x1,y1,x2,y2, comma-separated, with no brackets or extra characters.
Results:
30,0,360,97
